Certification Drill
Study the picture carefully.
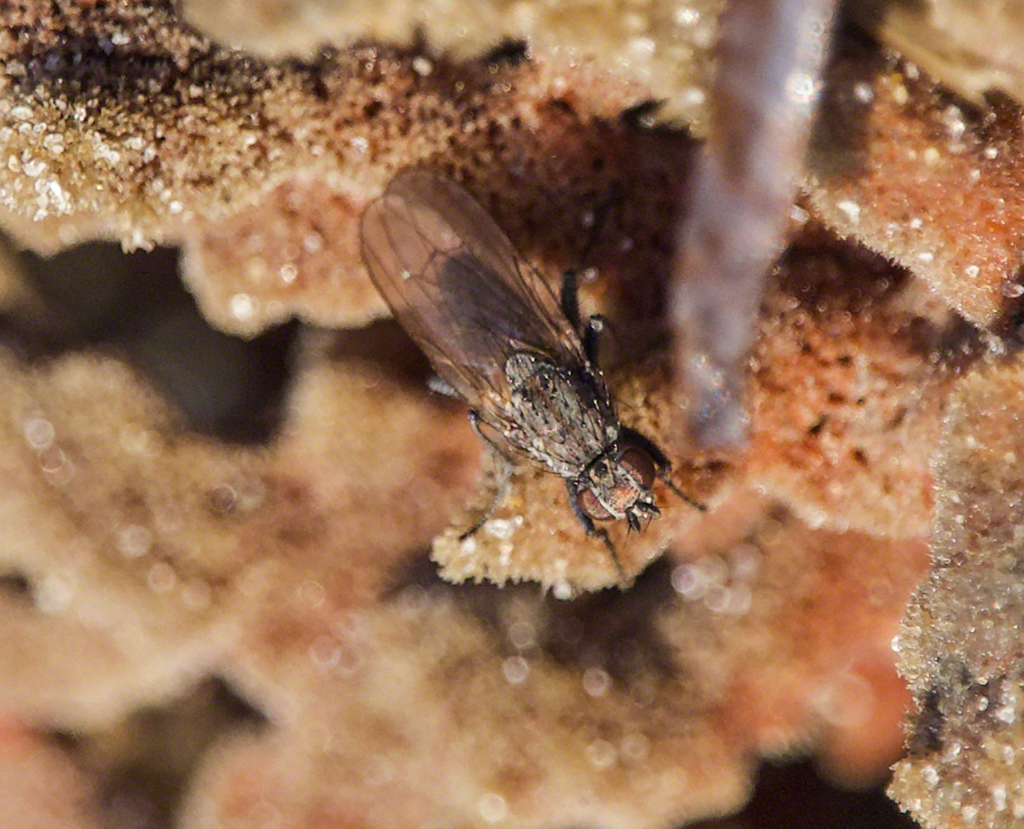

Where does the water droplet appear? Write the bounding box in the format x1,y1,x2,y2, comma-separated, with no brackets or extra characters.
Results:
298,580,325,607
22,416,54,450
582,667,611,697
585,739,617,769
279,263,298,284
230,293,256,322
115,524,153,558
852,81,874,103
552,579,574,601
502,656,529,685
674,7,700,26
620,733,650,763
309,634,341,671
412,56,434,76
36,570,75,613
507,620,535,650
302,232,323,254
729,543,761,582
181,578,212,610
209,484,237,513
147,562,177,593
785,71,815,105
478,793,508,823
836,200,861,224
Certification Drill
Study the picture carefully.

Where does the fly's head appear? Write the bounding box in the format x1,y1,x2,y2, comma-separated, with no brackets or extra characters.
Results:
576,443,660,532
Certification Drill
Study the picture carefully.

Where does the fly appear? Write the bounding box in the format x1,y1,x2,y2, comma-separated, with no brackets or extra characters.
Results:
359,168,702,556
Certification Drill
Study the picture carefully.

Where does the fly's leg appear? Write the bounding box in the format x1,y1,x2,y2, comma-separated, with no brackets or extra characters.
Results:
560,269,608,367
560,268,584,330
458,411,516,541
619,427,707,512
565,479,624,577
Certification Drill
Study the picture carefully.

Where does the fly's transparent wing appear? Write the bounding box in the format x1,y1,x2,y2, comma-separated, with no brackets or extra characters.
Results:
360,168,587,413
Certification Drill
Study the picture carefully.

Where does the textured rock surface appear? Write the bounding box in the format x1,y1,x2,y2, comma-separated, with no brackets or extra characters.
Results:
2,0,1022,827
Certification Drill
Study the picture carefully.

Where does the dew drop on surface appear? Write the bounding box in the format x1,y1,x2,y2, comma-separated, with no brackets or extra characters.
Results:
298,579,325,608
1001,281,1024,298
852,81,874,103
552,579,574,601
36,570,76,613
585,739,617,770
724,584,752,615
478,793,508,823
279,263,298,284
309,634,341,671
116,524,153,558
703,584,730,613
229,293,256,322
37,445,70,478
138,556,174,591
620,733,650,764
674,6,700,26
302,232,323,254
582,667,611,697
502,656,529,685
507,620,535,650
836,200,861,224
209,484,237,513
181,578,212,611
22,416,54,451
671,563,705,600
729,543,761,582
785,70,816,105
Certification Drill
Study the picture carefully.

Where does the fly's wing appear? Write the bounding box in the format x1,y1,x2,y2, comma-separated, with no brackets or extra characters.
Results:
360,168,588,417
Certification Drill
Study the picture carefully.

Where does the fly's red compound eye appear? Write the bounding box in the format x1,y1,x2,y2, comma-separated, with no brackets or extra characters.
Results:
618,446,656,490
577,487,613,521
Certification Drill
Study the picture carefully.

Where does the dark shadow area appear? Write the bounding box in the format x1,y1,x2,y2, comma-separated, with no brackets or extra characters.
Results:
5,241,298,443
50,676,266,829
692,760,920,829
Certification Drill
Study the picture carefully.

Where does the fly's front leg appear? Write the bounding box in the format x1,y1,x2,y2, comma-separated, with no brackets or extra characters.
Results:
564,478,623,576
561,269,608,367
560,268,583,331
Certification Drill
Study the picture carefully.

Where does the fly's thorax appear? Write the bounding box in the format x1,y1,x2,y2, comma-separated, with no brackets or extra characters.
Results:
576,444,660,528
501,350,618,475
